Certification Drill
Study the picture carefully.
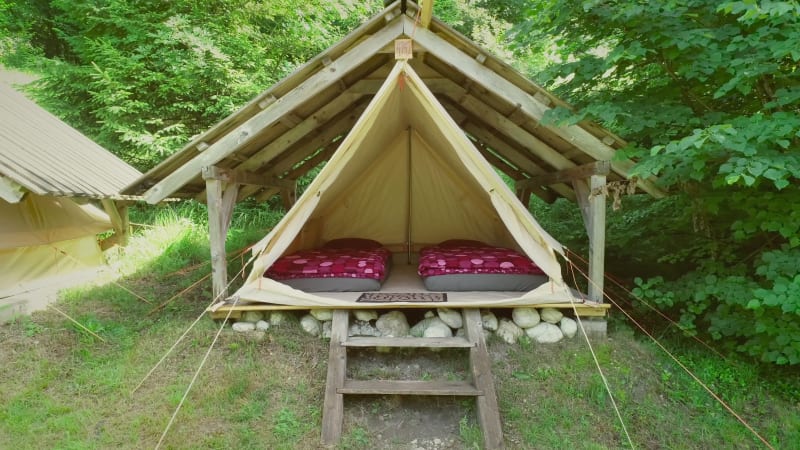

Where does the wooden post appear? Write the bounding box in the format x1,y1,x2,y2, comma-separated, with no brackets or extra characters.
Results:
587,175,606,303
100,199,130,249
204,167,240,300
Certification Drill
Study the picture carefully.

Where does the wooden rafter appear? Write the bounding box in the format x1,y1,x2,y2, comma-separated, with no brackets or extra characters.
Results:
143,18,404,204
516,161,611,191
406,16,663,198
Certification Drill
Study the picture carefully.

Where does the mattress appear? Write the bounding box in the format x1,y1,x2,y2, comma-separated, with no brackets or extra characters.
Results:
418,241,546,291
265,243,391,292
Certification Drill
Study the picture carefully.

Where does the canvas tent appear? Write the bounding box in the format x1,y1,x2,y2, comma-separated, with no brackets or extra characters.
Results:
0,82,141,301
235,61,574,307
123,1,659,311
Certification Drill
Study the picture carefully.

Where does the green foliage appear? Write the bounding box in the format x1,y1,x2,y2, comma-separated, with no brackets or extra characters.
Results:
2,0,378,170
515,0,800,364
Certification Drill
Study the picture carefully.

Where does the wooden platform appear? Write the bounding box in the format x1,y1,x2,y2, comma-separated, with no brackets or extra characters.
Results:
321,309,505,449
209,300,609,320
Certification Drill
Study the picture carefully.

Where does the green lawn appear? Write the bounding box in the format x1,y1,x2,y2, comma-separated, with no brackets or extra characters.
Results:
1,208,797,449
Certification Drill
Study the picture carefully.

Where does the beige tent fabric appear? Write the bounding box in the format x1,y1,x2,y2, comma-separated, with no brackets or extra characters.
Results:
0,194,110,297
235,61,575,307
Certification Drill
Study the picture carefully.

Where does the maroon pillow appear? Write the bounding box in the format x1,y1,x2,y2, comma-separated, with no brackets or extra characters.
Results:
437,239,487,248
323,238,384,250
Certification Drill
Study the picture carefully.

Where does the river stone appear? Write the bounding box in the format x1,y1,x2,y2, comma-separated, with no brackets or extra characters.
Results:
410,317,435,337
481,310,498,331
526,322,563,343
354,310,378,322
269,311,291,326
512,307,540,328
255,320,270,332
232,321,256,332
241,311,264,322
496,318,523,344
424,310,435,319
540,307,564,324
423,318,453,338
376,310,410,337
437,308,462,329
349,320,381,337
560,317,578,338
310,309,333,321
321,320,332,339
300,314,321,336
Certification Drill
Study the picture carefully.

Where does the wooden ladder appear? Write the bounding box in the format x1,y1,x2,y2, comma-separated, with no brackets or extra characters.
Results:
321,308,504,449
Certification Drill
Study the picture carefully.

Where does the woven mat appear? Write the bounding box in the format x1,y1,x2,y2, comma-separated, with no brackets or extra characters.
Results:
356,292,447,303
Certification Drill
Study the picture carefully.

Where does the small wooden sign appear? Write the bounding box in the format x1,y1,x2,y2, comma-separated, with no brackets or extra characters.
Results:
395,39,413,60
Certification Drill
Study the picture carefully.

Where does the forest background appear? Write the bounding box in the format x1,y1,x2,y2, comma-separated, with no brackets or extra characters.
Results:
1,0,798,366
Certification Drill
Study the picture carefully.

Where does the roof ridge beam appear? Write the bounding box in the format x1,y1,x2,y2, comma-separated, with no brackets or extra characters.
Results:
142,18,404,204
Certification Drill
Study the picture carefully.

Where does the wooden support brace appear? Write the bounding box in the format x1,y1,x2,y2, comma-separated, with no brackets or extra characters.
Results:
587,174,606,303
205,176,239,301
573,175,607,304
463,309,504,449
321,310,349,445
516,161,610,191
201,165,294,190
100,199,130,248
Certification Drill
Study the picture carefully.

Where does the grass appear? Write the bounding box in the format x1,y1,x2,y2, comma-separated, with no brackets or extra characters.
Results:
1,203,799,449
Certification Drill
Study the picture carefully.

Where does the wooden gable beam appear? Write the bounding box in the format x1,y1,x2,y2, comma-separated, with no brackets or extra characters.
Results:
142,18,404,204
516,161,611,191
407,16,663,198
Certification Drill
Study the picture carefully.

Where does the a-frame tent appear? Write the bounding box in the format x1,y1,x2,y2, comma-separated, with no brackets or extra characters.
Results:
123,0,660,311
236,60,569,307
0,82,141,304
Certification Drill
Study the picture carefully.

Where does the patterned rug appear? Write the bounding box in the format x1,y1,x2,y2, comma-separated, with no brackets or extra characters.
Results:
356,292,447,303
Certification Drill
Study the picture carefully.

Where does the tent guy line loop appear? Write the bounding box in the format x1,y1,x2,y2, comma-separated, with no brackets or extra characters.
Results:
564,257,636,450
566,258,776,450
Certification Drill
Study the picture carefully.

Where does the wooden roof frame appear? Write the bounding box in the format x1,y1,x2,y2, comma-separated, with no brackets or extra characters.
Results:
123,0,661,205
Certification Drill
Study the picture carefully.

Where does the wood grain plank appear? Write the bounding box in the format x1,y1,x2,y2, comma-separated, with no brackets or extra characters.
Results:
464,308,504,449
321,310,349,445
339,380,482,396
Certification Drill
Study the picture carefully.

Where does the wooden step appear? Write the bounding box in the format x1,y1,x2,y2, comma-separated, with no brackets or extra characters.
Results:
343,336,475,348
339,379,483,396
